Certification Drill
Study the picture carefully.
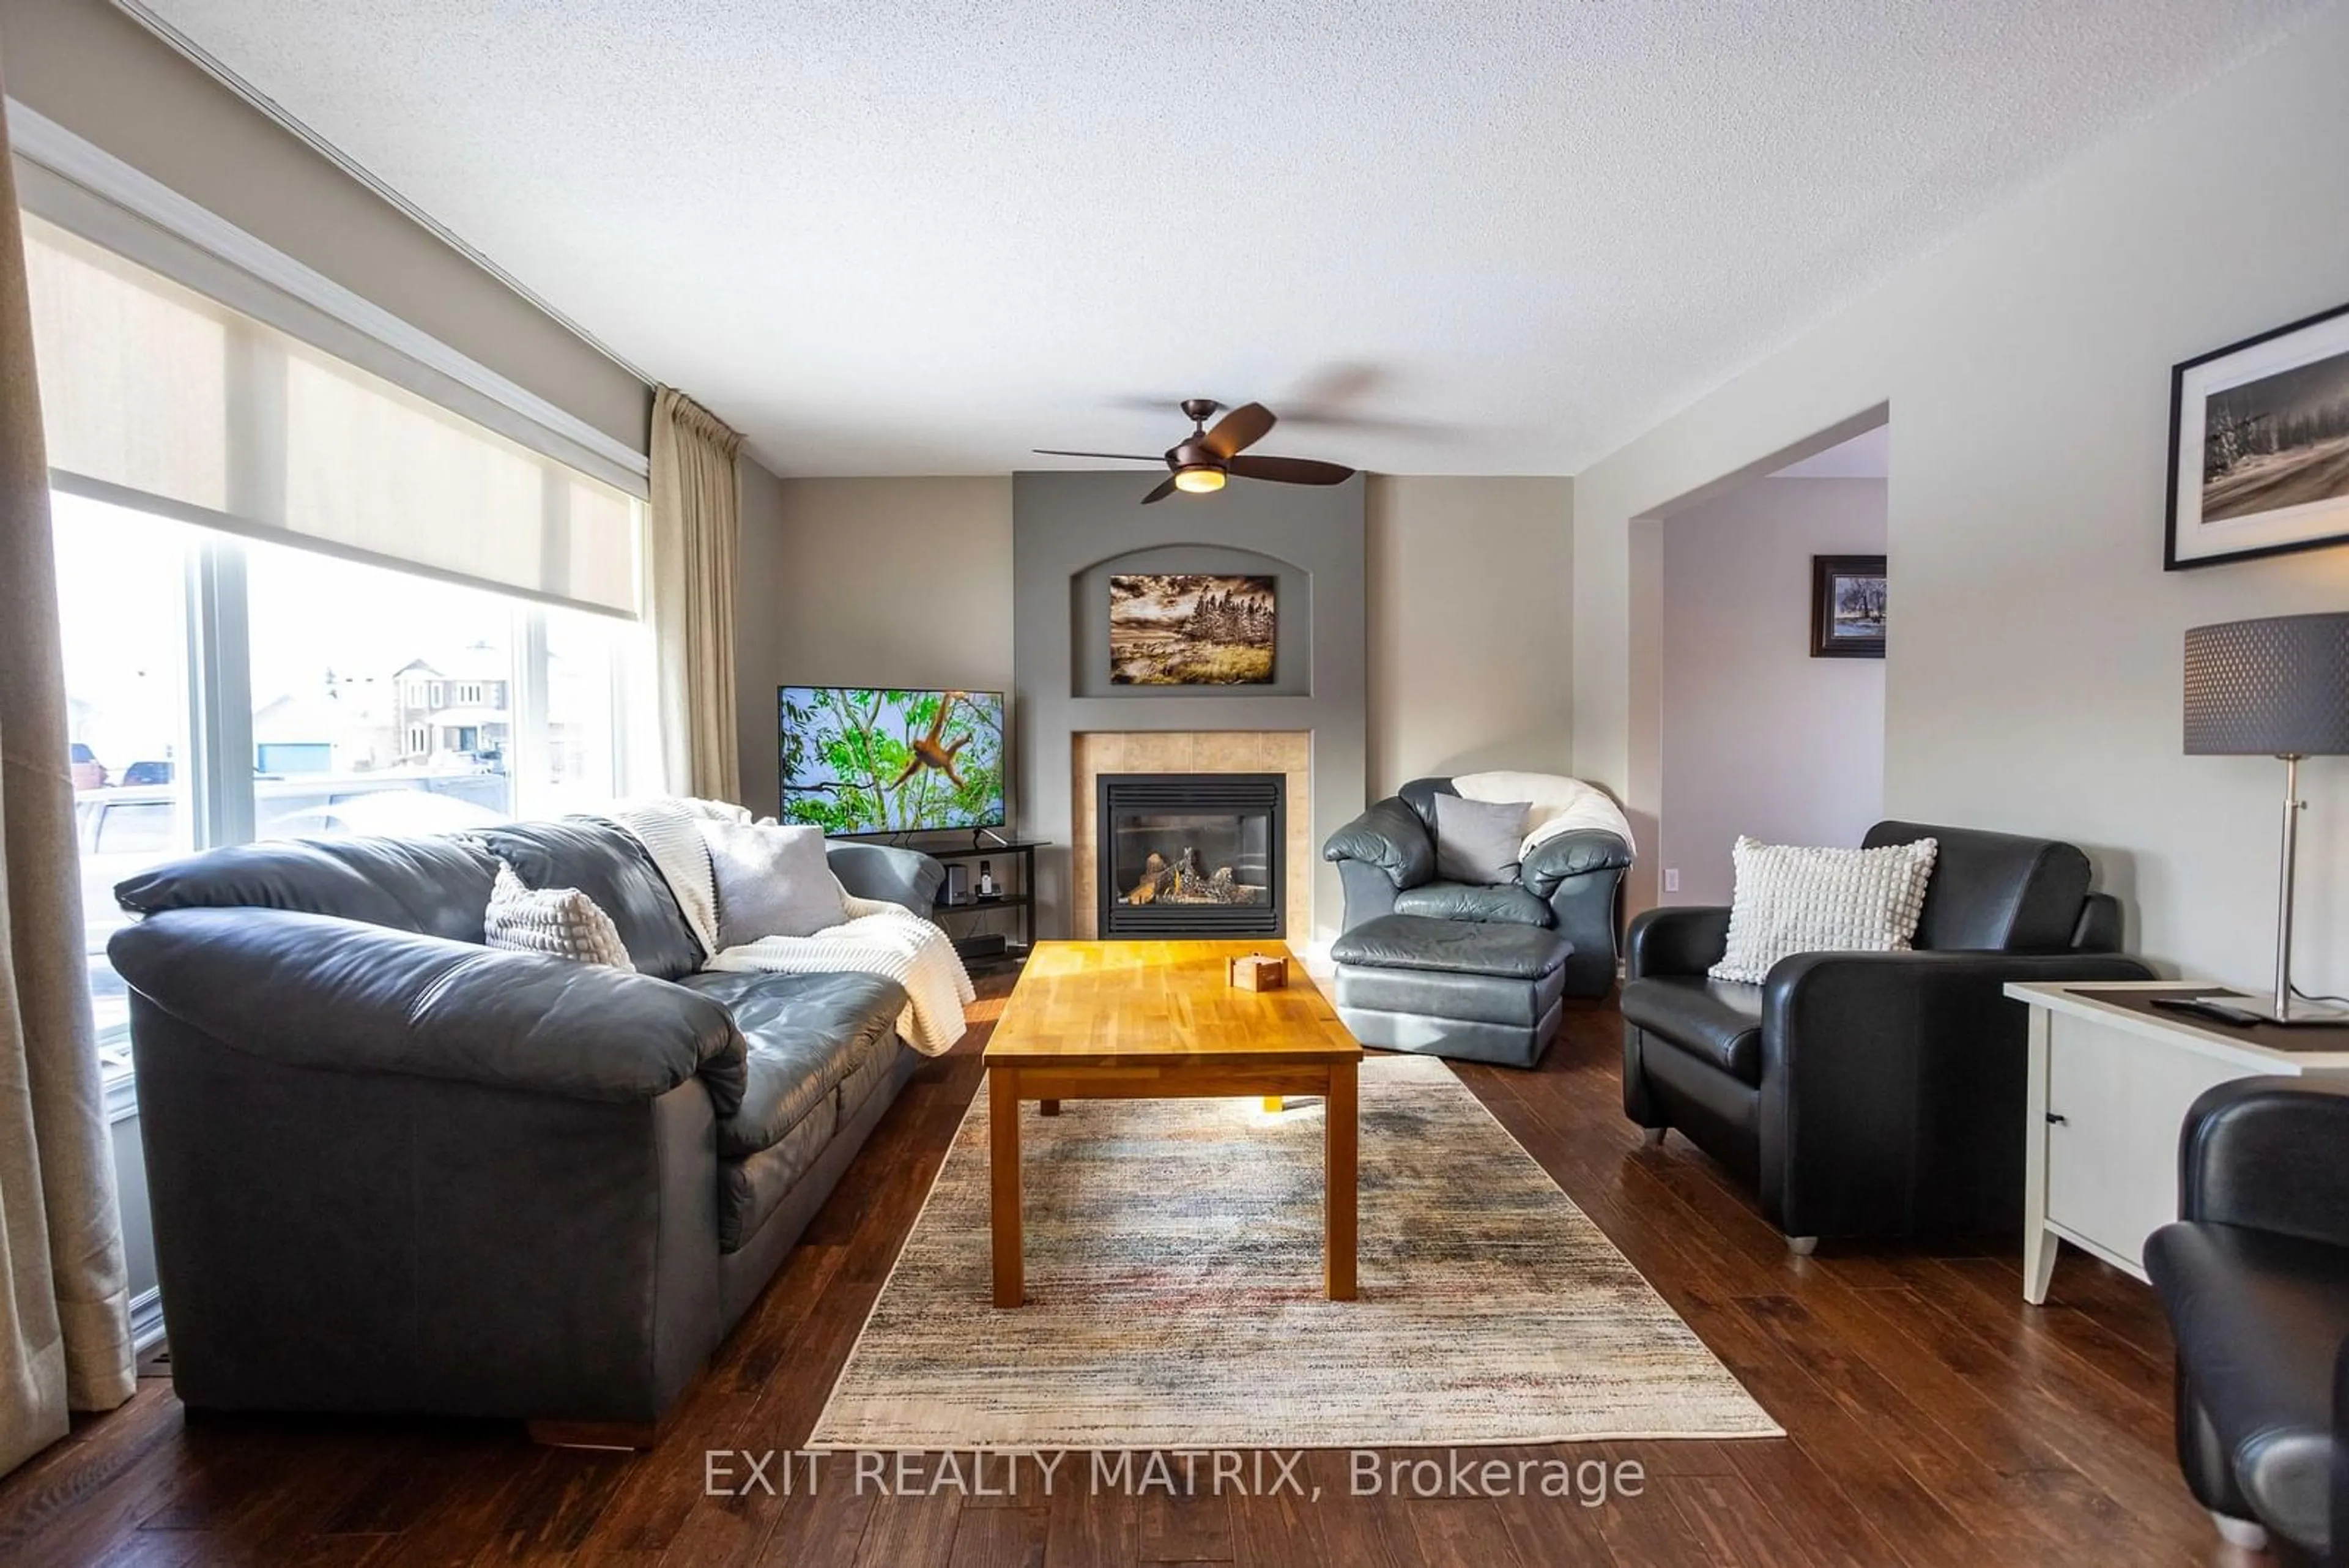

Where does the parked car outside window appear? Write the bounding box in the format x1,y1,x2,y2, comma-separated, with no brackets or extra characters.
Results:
69,742,108,790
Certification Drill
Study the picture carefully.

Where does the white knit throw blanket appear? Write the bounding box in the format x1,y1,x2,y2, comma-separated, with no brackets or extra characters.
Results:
603,797,737,956
1450,770,1638,860
704,897,975,1057
603,798,973,1056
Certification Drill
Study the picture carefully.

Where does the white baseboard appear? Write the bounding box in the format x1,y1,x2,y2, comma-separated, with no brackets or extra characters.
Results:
129,1287,166,1354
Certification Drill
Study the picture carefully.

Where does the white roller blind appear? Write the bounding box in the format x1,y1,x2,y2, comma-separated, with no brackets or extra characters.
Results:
23,217,642,617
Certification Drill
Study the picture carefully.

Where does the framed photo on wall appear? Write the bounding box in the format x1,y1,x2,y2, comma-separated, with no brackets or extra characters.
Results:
2167,300,2349,569
1811,555,1887,659
1107,573,1276,685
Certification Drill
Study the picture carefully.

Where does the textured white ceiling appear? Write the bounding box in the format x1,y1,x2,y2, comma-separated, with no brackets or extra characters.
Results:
139,0,2326,475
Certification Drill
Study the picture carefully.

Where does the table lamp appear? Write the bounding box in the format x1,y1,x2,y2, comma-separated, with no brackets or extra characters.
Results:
2183,612,2349,1025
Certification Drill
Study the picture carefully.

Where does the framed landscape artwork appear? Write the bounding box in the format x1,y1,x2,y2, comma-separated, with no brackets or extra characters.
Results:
2167,300,2349,569
1108,573,1276,685
1811,555,1887,659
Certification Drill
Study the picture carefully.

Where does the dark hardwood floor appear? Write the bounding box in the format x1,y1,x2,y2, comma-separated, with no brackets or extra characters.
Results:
0,976,2255,1567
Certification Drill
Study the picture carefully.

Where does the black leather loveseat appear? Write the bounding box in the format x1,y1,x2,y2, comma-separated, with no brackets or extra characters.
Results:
2147,1078,2349,1564
1620,821,2151,1250
108,817,943,1444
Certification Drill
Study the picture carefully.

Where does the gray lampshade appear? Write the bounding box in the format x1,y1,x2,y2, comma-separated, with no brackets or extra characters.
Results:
2183,613,2349,756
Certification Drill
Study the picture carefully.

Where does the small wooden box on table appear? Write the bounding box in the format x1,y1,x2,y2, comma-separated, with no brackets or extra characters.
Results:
1228,952,1288,991
982,940,1363,1307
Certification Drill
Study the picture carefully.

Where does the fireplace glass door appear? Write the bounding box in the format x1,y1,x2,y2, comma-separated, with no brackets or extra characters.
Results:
1097,773,1284,937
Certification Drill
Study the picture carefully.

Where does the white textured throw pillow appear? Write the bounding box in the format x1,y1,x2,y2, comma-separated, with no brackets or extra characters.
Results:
483,863,633,969
701,819,849,946
1709,836,1938,986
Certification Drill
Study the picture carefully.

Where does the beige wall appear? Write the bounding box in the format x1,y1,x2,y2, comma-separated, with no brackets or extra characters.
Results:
0,0,648,451
731,456,787,813
1660,478,1887,906
1573,7,2349,995
733,475,1014,817
1365,475,1573,795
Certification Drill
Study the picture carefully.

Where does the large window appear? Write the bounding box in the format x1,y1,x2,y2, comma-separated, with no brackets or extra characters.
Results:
57,503,639,1066
31,216,650,1080
55,495,195,1051
246,541,520,838
241,538,629,838
541,611,625,814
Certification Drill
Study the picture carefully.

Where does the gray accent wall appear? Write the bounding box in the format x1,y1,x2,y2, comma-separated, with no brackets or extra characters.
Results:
1014,471,1367,945
1072,543,1312,699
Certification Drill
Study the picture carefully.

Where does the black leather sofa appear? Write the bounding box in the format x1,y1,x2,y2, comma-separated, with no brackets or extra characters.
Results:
1321,776,1633,1067
108,817,944,1443
2147,1078,2349,1564
1620,821,2151,1250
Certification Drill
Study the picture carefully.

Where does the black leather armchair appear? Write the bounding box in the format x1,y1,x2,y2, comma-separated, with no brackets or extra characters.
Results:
1326,777,1632,1000
2147,1078,2349,1563
2337,1343,2348,1568
1322,776,1633,1066
1620,822,2152,1249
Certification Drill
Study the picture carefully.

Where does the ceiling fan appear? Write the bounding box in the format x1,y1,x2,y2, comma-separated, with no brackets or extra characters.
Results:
1035,398,1357,503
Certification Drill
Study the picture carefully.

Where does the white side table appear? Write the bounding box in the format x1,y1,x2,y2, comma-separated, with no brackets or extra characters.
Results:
2006,980,2349,1304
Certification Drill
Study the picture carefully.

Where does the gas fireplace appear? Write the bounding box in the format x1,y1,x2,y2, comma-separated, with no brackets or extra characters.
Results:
1096,773,1285,938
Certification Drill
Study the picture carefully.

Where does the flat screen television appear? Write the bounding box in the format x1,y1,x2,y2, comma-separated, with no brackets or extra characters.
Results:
779,686,1006,836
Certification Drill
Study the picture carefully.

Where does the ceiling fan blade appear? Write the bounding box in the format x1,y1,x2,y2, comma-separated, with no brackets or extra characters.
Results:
1227,454,1356,486
1140,476,1180,505
1033,448,1166,463
1201,402,1276,459
1275,407,1458,438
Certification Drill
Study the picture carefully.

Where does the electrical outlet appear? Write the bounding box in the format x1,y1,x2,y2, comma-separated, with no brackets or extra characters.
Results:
1664,868,1681,894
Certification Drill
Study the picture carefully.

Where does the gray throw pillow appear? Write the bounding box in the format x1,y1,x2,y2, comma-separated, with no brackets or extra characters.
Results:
702,820,848,946
1433,795,1531,885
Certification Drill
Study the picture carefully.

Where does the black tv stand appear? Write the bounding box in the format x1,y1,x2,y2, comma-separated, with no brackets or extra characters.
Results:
925,838,1046,969
971,827,1012,850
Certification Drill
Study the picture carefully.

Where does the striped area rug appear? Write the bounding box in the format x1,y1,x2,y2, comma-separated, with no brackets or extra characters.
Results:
809,1054,1779,1450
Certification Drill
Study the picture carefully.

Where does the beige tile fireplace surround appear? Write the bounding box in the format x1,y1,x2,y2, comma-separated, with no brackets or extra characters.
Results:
1071,731,1313,941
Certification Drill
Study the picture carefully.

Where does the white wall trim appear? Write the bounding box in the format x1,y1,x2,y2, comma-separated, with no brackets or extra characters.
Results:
129,1288,166,1354
6,97,651,486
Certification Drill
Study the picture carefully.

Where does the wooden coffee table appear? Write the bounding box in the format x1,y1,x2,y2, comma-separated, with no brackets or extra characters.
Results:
982,940,1364,1307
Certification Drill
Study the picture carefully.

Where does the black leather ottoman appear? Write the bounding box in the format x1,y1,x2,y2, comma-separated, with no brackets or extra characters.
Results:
1329,914,1573,1068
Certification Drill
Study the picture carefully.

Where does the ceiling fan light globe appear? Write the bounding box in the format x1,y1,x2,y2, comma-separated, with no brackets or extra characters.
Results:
1173,466,1226,494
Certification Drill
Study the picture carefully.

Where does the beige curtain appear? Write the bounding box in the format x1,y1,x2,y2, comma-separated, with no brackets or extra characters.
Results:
0,83,138,1479
648,386,744,802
